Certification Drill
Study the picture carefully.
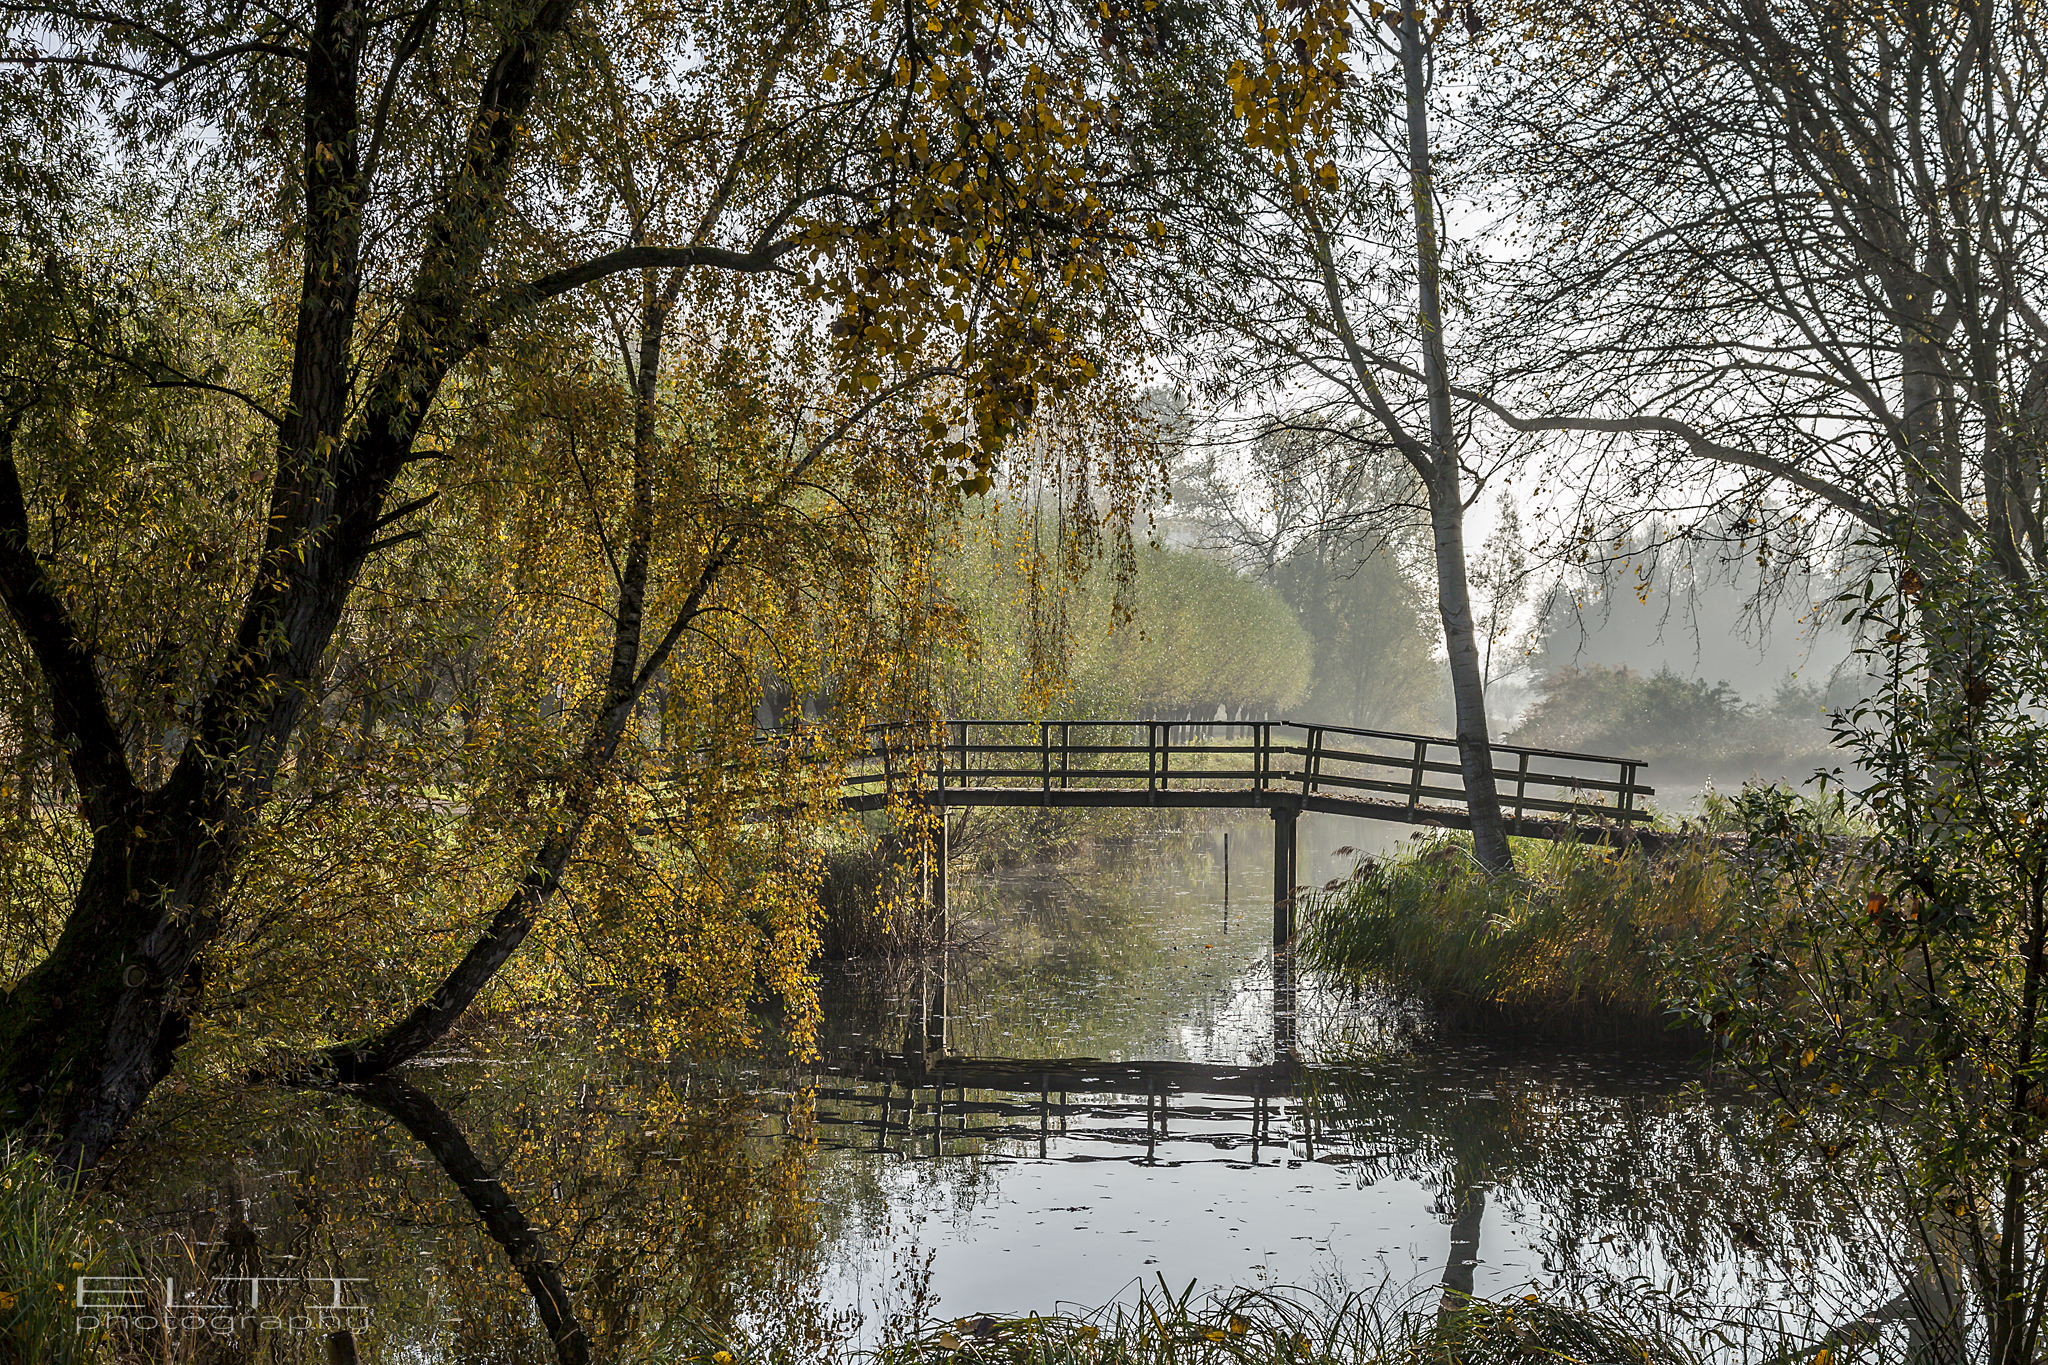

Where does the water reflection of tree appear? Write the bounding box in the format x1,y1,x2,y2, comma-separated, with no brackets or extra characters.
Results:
96,1036,846,1364
1302,1047,1892,1322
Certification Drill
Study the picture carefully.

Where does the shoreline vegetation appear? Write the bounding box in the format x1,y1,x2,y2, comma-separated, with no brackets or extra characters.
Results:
1300,834,1724,1050
1299,785,1873,1050
866,1281,1823,1365
820,789,1833,1051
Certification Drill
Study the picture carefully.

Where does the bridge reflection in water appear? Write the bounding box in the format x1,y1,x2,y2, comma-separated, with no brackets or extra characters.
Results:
803,946,1310,1164
803,715,1660,1160
805,1052,1312,1165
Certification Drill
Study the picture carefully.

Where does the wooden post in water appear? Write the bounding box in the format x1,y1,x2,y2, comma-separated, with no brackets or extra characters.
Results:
924,955,947,1058
1039,1073,1050,1157
1271,805,1298,949
933,805,948,944
1274,938,1299,1061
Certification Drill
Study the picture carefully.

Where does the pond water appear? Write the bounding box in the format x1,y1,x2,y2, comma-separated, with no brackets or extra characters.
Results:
802,816,1878,1342
91,814,1898,1362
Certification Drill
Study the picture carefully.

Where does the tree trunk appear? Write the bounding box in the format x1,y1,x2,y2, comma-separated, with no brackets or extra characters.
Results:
0,0,577,1170
1429,495,1511,870
0,796,233,1171
323,283,683,1082
1399,14,1511,874
0,0,379,1159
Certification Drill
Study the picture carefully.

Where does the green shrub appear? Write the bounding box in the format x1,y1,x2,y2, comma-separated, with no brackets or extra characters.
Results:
1299,835,1726,1044
1694,783,1867,839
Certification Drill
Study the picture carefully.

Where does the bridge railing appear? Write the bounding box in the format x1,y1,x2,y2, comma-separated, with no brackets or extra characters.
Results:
843,719,1653,824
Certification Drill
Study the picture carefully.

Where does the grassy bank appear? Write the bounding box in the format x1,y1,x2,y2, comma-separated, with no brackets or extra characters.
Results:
1299,835,1727,1047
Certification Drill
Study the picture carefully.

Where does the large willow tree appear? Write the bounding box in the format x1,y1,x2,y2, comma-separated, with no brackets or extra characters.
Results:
0,0,1187,1173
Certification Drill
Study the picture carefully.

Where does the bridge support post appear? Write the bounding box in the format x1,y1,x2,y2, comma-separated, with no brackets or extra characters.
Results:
927,804,948,1060
1272,804,1300,1061
924,955,948,1059
933,805,948,933
1271,805,1298,949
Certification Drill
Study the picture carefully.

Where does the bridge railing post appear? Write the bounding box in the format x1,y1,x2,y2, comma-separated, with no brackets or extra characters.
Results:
1515,750,1530,830
1040,722,1050,801
1408,738,1427,810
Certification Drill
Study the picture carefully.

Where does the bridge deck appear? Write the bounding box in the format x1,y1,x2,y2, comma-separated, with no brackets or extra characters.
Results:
841,719,1653,842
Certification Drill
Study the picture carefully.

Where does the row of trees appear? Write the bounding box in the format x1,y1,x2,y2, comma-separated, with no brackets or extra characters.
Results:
1120,0,2046,871
939,501,1316,721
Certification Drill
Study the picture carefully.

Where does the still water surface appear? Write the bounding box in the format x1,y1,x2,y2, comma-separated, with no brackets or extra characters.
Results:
804,817,1869,1337
98,816,1887,1359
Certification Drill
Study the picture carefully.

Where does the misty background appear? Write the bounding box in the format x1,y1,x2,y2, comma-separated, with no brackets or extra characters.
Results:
942,416,1871,820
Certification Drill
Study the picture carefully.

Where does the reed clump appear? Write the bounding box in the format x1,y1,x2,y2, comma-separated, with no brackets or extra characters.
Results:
0,1139,106,1365
1300,835,1728,1046
817,831,948,960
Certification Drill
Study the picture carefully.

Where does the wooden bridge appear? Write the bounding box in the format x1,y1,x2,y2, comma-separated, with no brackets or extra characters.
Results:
838,719,1653,947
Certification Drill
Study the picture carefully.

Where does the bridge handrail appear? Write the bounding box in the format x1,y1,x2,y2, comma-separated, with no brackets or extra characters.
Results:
855,716,1650,770
839,715,1653,823
855,740,1645,795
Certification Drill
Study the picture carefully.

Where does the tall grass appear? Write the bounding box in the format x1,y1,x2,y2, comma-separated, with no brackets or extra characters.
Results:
855,1281,1791,1365
0,1139,104,1365
818,830,947,959
1300,835,1727,1046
